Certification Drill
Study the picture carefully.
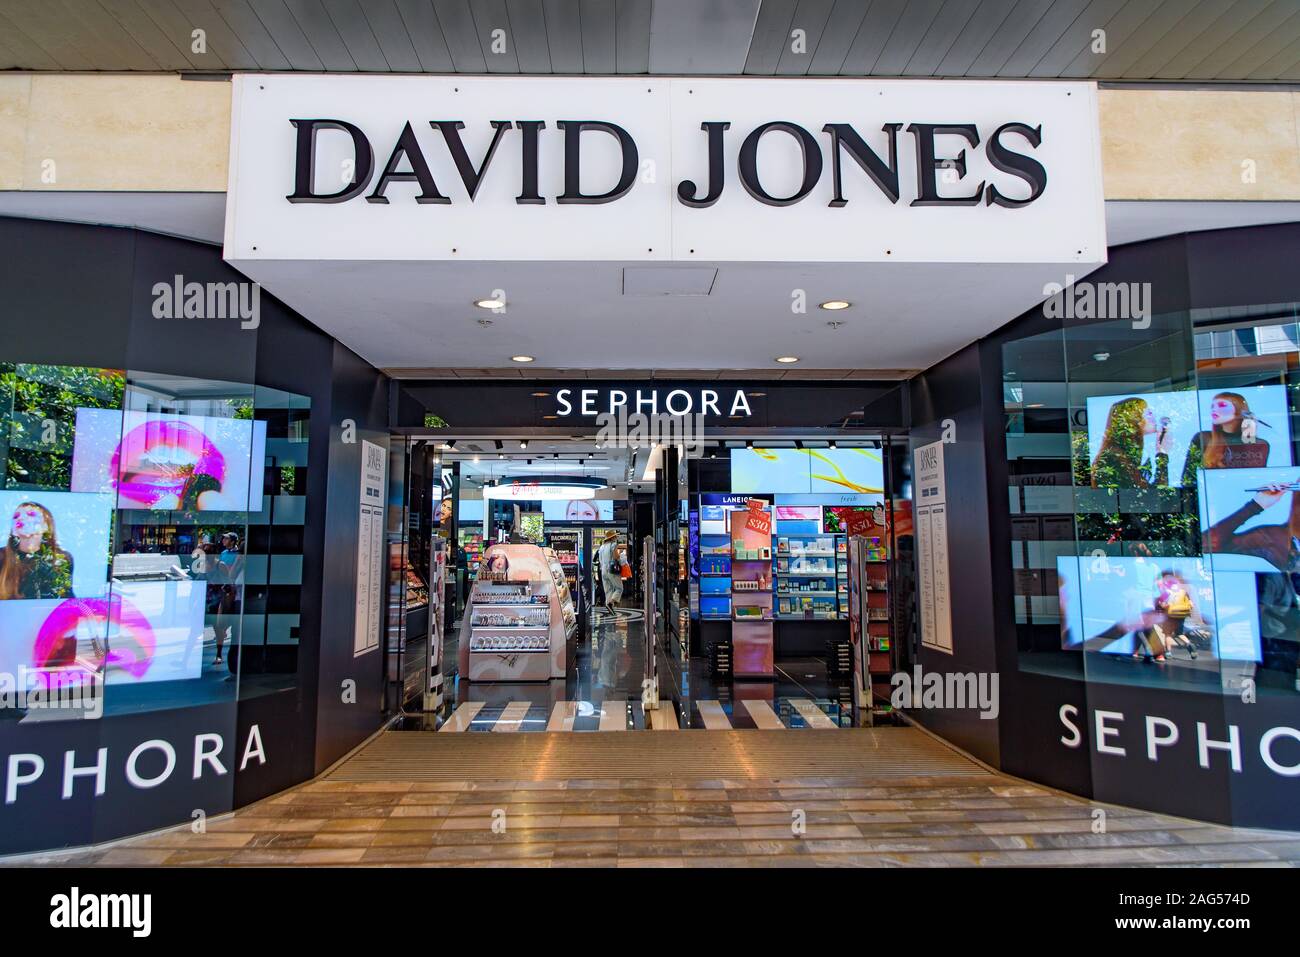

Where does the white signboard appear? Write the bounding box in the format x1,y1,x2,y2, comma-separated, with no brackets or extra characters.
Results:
914,440,953,655
226,75,1105,265
354,440,386,657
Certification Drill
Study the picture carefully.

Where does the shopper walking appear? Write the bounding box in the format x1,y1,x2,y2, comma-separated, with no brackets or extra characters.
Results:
596,530,623,614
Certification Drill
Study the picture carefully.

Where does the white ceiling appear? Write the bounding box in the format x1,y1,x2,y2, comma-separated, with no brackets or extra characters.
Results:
5,192,1300,374
227,256,1093,373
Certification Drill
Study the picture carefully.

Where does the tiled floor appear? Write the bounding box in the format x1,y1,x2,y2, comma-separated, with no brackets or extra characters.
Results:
426,605,860,731
42,729,1300,868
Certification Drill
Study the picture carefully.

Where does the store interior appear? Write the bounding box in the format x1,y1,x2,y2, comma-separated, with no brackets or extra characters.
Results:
387,430,910,732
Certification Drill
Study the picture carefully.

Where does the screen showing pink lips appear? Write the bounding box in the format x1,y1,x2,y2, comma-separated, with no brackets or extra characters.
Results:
0,580,206,687
71,407,267,511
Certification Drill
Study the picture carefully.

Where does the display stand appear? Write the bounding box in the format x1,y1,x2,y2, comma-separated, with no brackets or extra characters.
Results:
774,532,843,619
458,543,575,682
424,538,446,710
642,534,658,709
848,534,893,722
729,507,774,678
545,527,583,620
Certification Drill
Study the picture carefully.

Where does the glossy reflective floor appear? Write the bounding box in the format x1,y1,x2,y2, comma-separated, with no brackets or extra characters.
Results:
409,602,863,732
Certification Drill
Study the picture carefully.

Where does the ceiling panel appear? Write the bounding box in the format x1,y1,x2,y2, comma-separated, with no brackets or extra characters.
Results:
772,0,834,76
213,1,294,70
1059,0,1158,77
933,0,1018,75
873,0,945,76
1120,0,1235,80
998,0,1091,76
615,0,652,73
281,0,358,69
320,0,391,71
1153,0,1271,80
649,0,760,75
579,0,616,74
742,0,795,75
1185,0,1299,80
434,0,490,72
395,0,455,71
235,0,323,70
965,0,1055,75
506,0,553,73
0,0,105,69
1026,0,1126,78
170,0,261,69
902,0,983,76
805,0,869,75
361,0,425,71
0,0,1294,81
840,0,909,75
471,0,522,73
63,0,167,70
541,0,581,72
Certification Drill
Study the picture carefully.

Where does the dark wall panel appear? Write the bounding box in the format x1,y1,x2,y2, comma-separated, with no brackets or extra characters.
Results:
314,341,391,773
906,343,1001,767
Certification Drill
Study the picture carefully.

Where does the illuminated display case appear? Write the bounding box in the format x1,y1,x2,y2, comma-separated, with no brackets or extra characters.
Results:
457,544,574,681
774,533,843,620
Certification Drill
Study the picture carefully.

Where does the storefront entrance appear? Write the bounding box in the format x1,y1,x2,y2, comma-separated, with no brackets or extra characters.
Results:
381,378,911,733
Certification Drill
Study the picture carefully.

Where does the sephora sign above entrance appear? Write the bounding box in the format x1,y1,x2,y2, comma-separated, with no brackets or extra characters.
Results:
225,75,1105,265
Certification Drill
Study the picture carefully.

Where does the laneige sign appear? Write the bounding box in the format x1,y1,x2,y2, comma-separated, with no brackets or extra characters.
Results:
225,76,1105,264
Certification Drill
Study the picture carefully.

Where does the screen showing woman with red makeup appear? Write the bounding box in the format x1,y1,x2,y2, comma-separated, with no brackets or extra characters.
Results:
0,501,75,601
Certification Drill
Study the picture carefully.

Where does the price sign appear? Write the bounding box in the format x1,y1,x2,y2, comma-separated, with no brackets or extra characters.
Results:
745,503,771,535
843,508,874,537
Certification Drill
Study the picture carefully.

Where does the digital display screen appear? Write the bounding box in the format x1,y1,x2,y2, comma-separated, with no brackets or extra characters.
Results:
71,407,268,511
1084,386,1292,488
0,490,113,600
1056,555,1260,662
540,499,613,521
731,447,884,494
0,580,207,687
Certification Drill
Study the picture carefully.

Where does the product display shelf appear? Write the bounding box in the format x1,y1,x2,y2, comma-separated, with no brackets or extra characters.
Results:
728,508,774,677
546,529,583,619
845,537,894,721
458,545,572,681
544,548,578,641
459,530,484,580
698,508,733,621
774,533,844,620
836,537,849,616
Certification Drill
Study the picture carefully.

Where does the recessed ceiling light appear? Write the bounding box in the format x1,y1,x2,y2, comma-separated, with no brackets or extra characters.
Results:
819,300,851,311
475,297,505,309
511,355,535,363
775,356,799,364
828,440,837,449
519,440,528,449
1093,352,1110,362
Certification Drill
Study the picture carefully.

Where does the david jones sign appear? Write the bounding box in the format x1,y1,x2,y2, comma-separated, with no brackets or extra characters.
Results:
226,76,1105,264
285,115,1046,210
